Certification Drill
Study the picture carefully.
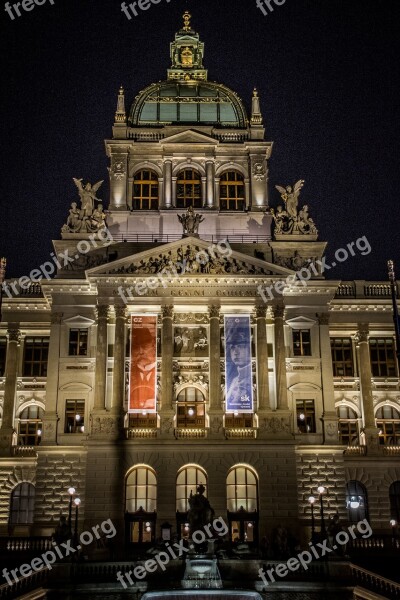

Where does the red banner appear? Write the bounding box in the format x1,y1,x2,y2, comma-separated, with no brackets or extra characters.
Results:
129,315,157,413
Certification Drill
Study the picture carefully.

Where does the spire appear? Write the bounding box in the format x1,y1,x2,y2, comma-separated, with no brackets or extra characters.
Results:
114,86,126,124
167,12,208,82
251,88,263,126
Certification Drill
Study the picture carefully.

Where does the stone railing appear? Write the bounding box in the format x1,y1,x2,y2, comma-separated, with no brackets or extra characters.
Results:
0,569,47,599
335,281,399,299
2,281,43,299
125,428,158,439
344,445,367,456
381,446,400,456
344,445,400,457
213,131,249,142
127,130,165,141
349,535,400,553
11,446,38,457
174,428,207,439
224,428,257,439
0,536,52,552
351,564,400,598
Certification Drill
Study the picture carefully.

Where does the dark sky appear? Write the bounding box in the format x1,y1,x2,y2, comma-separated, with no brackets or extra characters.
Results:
0,0,399,281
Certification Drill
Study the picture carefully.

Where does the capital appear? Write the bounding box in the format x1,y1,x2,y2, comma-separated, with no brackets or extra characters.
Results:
209,305,220,319
162,305,174,319
7,329,21,344
114,305,127,320
255,305,267,319
96,305,110,321
272,304,285,319
317,312,330,326
355,323,369,344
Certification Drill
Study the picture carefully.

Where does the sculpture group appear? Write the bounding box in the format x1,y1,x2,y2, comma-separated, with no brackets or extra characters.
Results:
271,180,318,236
62,179,107,233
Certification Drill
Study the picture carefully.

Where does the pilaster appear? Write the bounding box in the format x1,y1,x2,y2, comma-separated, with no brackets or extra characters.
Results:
356,323,380,452
0,327,21,456
41,312,63,445
317,313,339,444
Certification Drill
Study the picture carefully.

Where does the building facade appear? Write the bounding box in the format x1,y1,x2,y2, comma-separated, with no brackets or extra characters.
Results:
0,14,399,553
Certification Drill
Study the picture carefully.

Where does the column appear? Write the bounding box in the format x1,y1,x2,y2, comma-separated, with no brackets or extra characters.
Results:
41,313,63,444
215,178,221,209
356,323,379,450
245,179,251,210
163,160,172,208
208,306,221,410
256,306,270,411
93,305,109,411
111,306,127,412
160,306,174,435
273,304,288,410
206,161,214,208
172,177,177,208
201,177,207,208
0,328,21,455
318,313,339,444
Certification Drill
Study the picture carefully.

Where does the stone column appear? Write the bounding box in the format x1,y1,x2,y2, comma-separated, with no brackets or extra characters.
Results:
245,179,251,210
206,161,214,208
172,177,177,208
160,306,174,436
163,160,172,208
208,305,223,437
41,313,63,445
356,324,379,450
93,305,109,411
201,177,207,208
111,306,127,412
318,313,339,444
273,305,288,410
256,306,270,411
215,177,220,209
0,328,21,455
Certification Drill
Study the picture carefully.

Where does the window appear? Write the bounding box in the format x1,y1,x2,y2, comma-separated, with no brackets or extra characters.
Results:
227,466,258,513
23,337,49,377
220,171,245,211
346,480,368,523
132,170,159,210
129,414,157,429
176,387,206,428
337,406,359,445
296,399,316,433
18,406,44,446
176,169,202,208
68,329,88,356
176,465,207,513
126,466,157,513
331,338,354,377
376,406,400,445
370,338,397,377
9,483,35,525
389,481,400,522
64,400,85,433
293,329,311,356
225,413,254,428
0,338,6,376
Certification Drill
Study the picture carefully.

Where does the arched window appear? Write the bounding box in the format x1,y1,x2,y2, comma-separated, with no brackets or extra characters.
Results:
176,169,202,208
18,406,44,446
346,480,368,523
176,387,206,428
337,406,359,446
132,170,159,210
220,171,245,211
376,406,400,446
227,465,258,544
389,481,400,522
126,466,157,513
9,483,35,525
176,465,207,513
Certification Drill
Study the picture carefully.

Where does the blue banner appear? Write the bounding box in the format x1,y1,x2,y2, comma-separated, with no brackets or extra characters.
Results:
224,315,253,413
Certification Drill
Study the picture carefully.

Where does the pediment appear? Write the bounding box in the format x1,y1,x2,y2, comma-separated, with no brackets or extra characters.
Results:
63,315,95,328
161,129,218,145
86,236,294,278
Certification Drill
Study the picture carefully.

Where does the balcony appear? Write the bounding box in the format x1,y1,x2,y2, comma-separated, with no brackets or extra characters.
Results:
174,428,207,439
11,446,38,458
224,428,257,439
125,428,158,439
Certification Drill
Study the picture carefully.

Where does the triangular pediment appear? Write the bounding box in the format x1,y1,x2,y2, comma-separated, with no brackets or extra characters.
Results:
161,129,218,145
86,237,294,278
63,315,95,328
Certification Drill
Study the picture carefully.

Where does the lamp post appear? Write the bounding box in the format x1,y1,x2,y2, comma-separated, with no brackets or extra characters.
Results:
317,486,326,536
67,487,76,533
308,496,316,542
390,519,397,545
74,497,81,549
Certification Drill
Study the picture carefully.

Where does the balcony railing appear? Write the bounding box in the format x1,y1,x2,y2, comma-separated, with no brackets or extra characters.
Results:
0,536,52,552
351,564,400,598
224,427,257,439
335,281,399,299
11,446,38,457
344,445,400,456
174,428,207,439
107,232,271,244
125,428,158,439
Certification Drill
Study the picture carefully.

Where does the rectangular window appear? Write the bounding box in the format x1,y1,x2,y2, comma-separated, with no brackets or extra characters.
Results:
64,400,85,433
293,330,311,356
68,329,88,356
296,399,316,433
369,338,397,377
224,413,254,428
23,337,49,377
331,337,354,377
0,338,7,377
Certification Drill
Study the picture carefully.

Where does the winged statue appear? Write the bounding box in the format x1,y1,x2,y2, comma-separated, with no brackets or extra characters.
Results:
275,180,305,219
73,178,104,217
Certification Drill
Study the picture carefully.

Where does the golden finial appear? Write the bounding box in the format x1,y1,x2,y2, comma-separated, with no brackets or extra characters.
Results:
183,10,191,31
253,88,258,97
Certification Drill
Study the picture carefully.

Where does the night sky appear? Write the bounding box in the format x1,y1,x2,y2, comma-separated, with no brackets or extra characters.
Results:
0,0,399,281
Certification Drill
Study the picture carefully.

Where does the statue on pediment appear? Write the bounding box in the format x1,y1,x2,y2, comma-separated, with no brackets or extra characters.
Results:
62,179,107,234
73,178,104,217
178,206,204,237
272,180,318,237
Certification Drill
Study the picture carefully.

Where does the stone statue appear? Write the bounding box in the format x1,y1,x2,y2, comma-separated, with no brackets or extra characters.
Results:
178,206,204,237
272,181,318,237
73,178,104,217
275,180,305,219
187,484,215,532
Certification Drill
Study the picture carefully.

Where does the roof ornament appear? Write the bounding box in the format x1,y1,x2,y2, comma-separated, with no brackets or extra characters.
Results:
182,10,191,32
271,180,318,238
178,206,204,238
251,87,263,126
115,85,126,124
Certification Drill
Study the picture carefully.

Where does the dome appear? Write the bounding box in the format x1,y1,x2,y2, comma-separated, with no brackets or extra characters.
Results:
129,80,248,129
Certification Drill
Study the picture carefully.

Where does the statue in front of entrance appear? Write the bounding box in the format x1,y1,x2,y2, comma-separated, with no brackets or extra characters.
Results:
187,484,215,532
178,206,204,237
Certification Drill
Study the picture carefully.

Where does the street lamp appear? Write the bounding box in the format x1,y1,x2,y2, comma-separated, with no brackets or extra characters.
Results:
317,486,327,536
67,487,76,532
74,497,81,548
308,496,316,542
390,519,397,544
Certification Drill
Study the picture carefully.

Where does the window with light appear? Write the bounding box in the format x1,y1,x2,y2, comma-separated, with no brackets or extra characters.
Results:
68,329,88,356
23,337,49,377
64,400,85,434
296,399,316,433
337,406,359,445
126,466,157,513
9,483,35,525
293,329,311,356
132,170,159,210
18,406,44,446
376,406,400,445
176,387,205,428
176,169,202,208
176,465,207,513
220,171,245,210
